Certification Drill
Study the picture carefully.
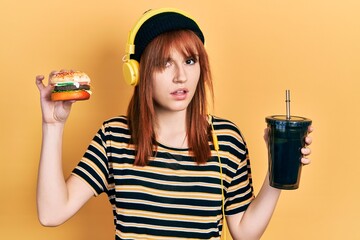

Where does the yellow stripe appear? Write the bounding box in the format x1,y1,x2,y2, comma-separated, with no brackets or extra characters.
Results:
73,166,103,191
116,197,219,211
113,163,222,179
115,220,219,234
116,208,219,223
226,188,254,211
108,140,132,149
90,140,107,155
116,230,221,240
115,174,221,189
115,185,220,200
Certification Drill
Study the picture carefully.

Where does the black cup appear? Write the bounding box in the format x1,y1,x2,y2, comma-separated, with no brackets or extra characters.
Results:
266,115,312,190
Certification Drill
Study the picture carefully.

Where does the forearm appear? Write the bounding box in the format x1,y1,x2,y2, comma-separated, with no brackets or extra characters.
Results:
37,123,69,226
231,174,281,240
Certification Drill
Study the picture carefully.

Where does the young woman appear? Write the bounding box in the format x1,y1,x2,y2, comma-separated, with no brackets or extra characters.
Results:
36,8,313,240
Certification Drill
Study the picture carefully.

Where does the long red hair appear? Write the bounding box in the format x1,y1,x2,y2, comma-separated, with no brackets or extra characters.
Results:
127,30,214,166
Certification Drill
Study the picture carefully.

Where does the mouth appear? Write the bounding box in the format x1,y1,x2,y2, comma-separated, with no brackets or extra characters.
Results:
170,88,189,101
171,89,189,95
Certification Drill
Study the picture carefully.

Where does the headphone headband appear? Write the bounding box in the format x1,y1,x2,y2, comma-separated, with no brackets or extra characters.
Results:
122,7,204,86
125,8,197,56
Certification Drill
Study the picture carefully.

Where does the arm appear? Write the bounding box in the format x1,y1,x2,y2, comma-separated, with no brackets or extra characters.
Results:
226,174,281,240
226,126,314,240
36,73,94,226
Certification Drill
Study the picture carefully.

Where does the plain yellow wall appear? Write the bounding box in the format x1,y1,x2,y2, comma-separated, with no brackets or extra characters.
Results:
1,0,359,239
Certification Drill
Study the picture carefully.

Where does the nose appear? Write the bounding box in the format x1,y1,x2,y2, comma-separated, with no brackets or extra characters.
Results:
173,63,187,83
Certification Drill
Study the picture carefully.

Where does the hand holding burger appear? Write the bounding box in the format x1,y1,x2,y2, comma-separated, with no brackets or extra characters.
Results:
50,70,92,101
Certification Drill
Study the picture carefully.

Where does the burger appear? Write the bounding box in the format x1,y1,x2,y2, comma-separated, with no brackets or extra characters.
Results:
50,70,92,101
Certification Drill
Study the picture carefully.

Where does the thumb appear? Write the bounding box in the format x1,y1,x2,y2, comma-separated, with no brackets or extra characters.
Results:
63,100,76,111
263,127,270,143
35,75,45,91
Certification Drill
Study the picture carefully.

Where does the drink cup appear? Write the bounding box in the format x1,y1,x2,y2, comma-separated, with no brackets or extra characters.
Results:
266,115,312,190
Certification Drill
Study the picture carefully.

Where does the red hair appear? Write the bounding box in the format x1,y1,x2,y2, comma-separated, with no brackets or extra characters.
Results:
127,30,214,166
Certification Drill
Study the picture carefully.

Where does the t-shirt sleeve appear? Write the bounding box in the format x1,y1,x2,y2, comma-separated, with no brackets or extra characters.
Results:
71,124,110,196
225,142,254,215
217,120,255,215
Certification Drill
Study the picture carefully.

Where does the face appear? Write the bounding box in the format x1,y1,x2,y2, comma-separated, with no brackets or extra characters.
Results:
152,48,200,114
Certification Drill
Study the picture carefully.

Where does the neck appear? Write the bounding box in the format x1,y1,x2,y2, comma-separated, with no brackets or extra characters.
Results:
155,110,188,148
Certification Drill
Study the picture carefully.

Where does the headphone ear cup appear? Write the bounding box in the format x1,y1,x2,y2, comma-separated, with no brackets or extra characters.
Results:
123,59,140,86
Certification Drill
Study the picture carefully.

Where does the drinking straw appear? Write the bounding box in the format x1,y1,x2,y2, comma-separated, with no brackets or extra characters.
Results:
286,90,291,120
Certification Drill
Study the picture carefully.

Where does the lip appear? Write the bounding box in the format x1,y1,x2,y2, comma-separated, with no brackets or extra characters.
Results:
170,88,189,100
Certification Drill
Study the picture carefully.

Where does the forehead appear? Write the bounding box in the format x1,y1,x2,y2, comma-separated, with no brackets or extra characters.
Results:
146,30,202,66
167,47,196,58
164,39,199,59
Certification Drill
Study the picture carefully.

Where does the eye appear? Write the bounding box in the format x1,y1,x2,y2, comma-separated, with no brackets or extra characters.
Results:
185,56,198,65
186,59,195,65
164,58,173,68
164,61,172,68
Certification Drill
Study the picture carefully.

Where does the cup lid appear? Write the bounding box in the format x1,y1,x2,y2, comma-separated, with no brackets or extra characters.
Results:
266,115,312,127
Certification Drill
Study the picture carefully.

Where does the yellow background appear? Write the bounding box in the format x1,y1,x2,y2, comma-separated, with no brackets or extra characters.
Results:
1,0,359,239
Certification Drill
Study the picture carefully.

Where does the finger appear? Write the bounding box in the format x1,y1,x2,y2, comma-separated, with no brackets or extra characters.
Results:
308,125,314,133
63,100,76,111
263,127,269,142
305,136,312,145
35,75,46,90
301,157,311,165
301,147,311,156
49,70,58,78
48,70,59,84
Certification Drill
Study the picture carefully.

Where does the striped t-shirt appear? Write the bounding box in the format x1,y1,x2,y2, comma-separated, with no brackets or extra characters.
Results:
72,115,254,240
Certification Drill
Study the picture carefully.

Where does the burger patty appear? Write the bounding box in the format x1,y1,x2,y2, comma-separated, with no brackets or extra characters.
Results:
54,84,90,92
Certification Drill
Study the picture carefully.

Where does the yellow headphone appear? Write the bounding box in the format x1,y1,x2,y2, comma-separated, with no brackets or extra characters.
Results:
208,115,228,240
122,8,202,86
